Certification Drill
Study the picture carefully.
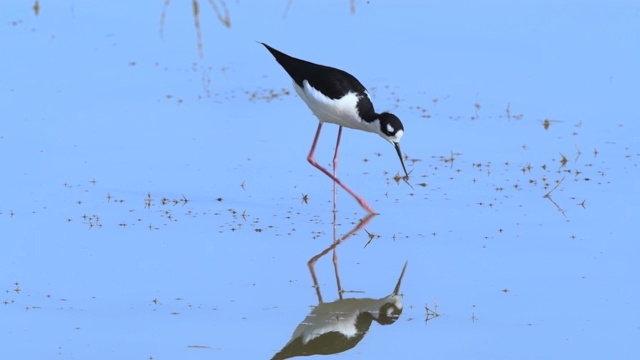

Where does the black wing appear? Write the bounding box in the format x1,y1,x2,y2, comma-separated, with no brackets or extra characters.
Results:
261,42,367,100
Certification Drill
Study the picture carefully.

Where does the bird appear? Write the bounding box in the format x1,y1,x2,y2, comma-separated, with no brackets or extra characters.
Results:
271,261,408,360
261,43,408,214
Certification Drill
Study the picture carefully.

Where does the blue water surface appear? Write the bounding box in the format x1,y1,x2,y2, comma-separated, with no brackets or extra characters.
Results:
1,1,638,359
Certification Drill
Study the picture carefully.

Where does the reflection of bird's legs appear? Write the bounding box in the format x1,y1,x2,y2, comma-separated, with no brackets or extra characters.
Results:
307,213,377,304
332,207,344,299
308,256,324,304
333,245,343,300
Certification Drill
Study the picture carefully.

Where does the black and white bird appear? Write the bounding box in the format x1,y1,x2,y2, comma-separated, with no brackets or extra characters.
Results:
271,261,408,360
261,43,408,214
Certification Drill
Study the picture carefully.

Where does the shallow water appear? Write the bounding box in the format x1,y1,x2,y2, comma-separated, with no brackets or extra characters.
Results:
2,1,639,359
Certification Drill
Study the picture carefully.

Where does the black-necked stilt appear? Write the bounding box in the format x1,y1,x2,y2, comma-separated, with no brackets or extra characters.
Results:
261,43,408,214
271,261,408,360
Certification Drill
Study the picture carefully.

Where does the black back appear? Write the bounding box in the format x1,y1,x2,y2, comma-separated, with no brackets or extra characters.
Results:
261,43,367,100
261,43,378,122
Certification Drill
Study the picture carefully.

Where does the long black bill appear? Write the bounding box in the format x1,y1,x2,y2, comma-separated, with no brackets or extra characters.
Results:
394,142,409,177
392,261,409,296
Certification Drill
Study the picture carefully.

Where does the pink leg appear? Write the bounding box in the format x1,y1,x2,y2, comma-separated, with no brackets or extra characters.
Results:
307,123,376,214
332,126,342,212
332,131,340,297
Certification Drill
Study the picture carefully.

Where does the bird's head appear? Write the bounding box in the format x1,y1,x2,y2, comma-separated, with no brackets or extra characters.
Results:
377,112,408,177
373,297,404,325
372,261,408,325
377,112,404,143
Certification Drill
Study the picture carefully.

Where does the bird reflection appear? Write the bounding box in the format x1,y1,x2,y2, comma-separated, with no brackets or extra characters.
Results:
272,261,408,360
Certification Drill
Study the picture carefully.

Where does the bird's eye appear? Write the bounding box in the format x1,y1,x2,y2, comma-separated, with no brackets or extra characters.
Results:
386,123,395,135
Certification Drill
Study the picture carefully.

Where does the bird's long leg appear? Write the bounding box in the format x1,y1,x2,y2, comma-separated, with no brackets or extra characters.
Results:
332,126,342,213
307,122,376,214
332,126,343,299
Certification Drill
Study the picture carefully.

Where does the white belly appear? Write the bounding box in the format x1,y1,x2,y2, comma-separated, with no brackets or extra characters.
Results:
293,80,372,132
